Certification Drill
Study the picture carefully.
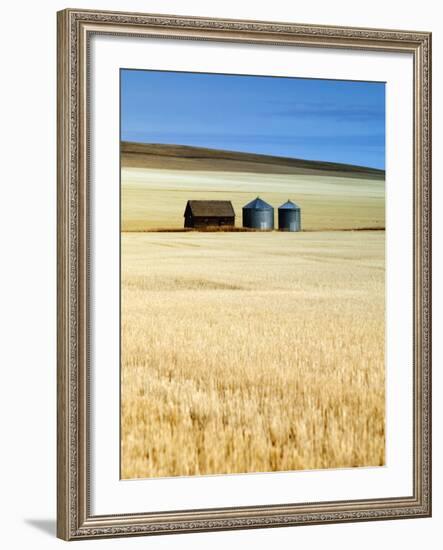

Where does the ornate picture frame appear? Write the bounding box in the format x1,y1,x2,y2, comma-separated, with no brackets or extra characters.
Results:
57,8,431,540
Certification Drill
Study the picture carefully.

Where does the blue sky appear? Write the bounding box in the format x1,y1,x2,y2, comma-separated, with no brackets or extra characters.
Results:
121,69,385,169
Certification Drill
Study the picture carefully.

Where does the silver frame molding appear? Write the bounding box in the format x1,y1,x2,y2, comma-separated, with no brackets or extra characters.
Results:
57,8,432,540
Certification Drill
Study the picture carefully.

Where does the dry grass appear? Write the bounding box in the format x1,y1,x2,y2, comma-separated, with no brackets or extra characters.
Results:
121,167,385,232
121,231,385,479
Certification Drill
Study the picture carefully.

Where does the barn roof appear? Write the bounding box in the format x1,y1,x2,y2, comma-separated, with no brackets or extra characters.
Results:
184,200,235,217
279,199,301,210
243,197,273,210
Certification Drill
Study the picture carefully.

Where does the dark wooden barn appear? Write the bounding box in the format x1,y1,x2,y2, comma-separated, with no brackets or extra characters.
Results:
184,200,235,229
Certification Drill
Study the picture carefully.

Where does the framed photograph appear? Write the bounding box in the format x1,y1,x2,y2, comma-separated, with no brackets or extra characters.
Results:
57,8,432,540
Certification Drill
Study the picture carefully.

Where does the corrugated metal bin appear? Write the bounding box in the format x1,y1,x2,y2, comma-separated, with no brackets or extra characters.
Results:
242,197,274,230
278,200,301,232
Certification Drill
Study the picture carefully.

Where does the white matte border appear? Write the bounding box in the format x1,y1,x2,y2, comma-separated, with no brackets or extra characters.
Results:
89,34,413,515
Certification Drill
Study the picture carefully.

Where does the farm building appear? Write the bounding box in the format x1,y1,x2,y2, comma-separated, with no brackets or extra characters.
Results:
184,200,235,229
278,200,301,231
242,197,274,230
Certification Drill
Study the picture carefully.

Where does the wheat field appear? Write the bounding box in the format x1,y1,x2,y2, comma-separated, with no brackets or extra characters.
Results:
121,167,385,232
121,229,385,479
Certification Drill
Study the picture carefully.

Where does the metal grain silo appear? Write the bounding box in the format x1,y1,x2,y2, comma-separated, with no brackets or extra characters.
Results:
242,197,274,230
278,200,301,231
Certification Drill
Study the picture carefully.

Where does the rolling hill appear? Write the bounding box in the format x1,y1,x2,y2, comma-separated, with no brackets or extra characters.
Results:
121,142,385,180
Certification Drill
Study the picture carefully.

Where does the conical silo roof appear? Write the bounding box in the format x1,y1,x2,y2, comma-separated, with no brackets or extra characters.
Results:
243,197,273,210
279,199,300,210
